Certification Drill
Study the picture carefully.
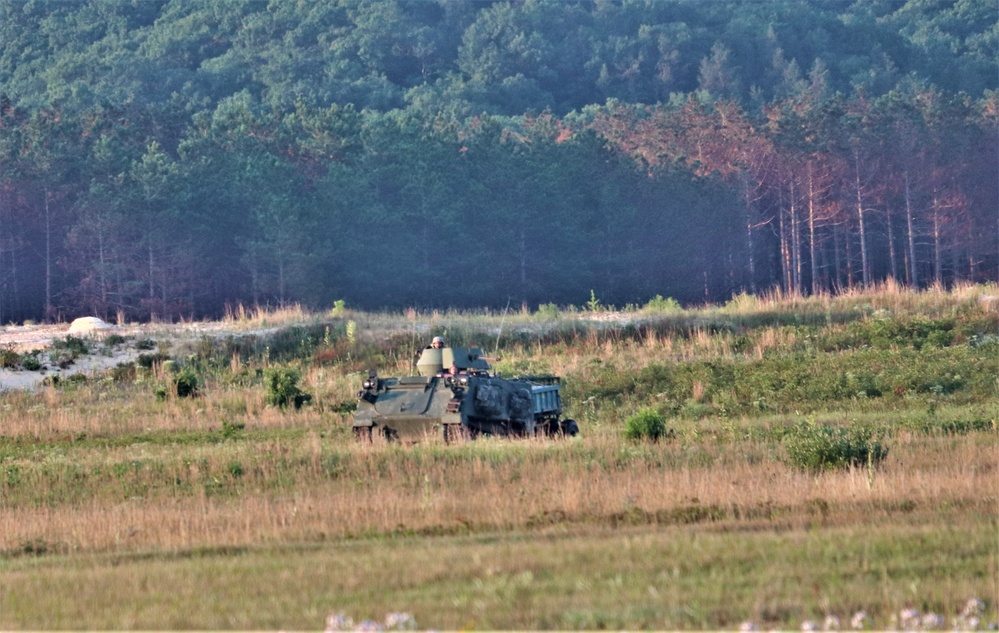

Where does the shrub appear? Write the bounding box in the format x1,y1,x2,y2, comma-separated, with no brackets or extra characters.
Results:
137,352,171,369
110,361,137,382
175,368,199,398
586,290,603,312
721,291,760,313
227,461,244,478
265,366,312,409
624,407,670,442
536,303,560,319
20,353,42,371
52,335,89,357
782,422,889,472
104,334,127,347
643,294,682,314
0,347,20,368
222,420,245,438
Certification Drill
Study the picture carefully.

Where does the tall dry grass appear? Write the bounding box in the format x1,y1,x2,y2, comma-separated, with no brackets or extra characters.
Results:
1,286,996,629
2,430,993,554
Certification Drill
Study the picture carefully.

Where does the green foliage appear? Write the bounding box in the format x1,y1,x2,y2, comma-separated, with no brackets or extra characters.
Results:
52,336,89,358
782,422,889,472
103,334,127,347
623,408,670,442
222,421,245,439
20,353,42,371
137,352,171,369
262,325,334,362
721,292,760,313
264,367,312,410
839,316,957,351
110,361,137,383
0,1,993,322
642,295,682,314
536,303,560,319
227,461,244,478
0,347,20,368
175,368,199,398
586,290,602,313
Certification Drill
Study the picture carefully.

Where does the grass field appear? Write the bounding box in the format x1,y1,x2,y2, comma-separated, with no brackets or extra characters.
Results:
1,284,997,630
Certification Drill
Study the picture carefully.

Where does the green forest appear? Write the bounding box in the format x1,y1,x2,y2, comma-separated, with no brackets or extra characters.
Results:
0,0,996,321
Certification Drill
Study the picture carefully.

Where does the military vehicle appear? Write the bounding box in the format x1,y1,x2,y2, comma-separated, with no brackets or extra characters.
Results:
352,345,578,442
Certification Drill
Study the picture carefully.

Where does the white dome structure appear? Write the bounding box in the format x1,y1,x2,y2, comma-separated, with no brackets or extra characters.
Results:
67,316,114,334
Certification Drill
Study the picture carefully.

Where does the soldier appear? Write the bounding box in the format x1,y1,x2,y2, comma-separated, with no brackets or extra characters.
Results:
430,336,445,349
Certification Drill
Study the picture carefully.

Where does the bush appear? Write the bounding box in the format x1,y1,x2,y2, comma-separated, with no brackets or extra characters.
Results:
110,361,137,382
643,294,682,314
104,334,127,346
0,347,20,368
783,422,889,472
175,368,199,398
624,407,670,442
536,302,560,319
137,352,171,369
21,354,42,371
265,366,312,409
52,335,89,357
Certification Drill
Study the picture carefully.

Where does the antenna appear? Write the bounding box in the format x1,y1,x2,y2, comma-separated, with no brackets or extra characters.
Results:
494,297,511,357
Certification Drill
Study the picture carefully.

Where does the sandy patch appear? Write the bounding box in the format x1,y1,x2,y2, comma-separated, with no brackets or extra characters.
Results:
0,321,252,392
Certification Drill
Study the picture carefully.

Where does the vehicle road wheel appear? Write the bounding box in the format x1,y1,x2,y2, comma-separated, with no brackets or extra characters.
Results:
443,424,464,444
560,419,579,437
354,426,373,443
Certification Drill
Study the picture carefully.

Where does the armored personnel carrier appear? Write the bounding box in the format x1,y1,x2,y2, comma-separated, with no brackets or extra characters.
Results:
352,344,578,442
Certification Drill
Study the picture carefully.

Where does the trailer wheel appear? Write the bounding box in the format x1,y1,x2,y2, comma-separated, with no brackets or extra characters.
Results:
354,426,373,442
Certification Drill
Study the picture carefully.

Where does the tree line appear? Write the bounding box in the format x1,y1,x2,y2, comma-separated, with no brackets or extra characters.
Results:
0,0,995,321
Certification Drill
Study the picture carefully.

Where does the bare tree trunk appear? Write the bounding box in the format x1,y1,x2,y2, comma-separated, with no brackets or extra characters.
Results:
44,190,53,320
148,243,155,301
932,194,943,285
853,151,870,287
950,233,960,285
904,170,918,287
886,205,898,282
807,162,818,295
790,177,802,295
739,175,758,294
97,213,109,315
833,223,843,290
778,189,790,293
845,220,854,289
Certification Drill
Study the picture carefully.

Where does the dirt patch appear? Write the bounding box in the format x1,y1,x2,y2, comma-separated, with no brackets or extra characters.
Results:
0,321,265,392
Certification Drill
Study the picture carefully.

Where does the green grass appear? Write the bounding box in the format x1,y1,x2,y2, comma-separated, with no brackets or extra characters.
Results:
1,521,993,630
1,284,997,630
